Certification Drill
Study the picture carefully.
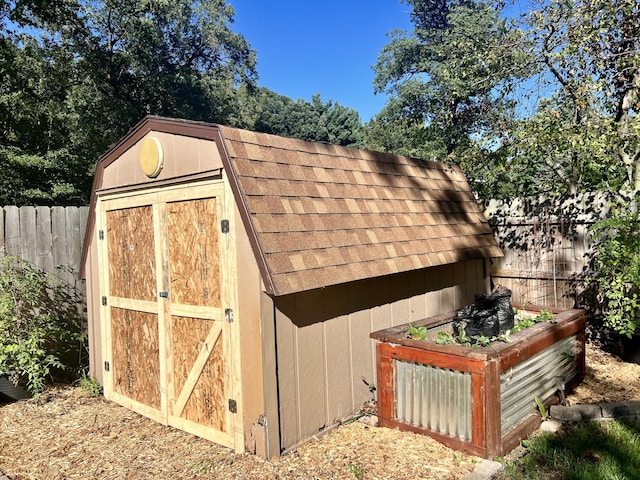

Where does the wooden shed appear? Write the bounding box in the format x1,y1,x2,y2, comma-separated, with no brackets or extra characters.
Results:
80,115,503,457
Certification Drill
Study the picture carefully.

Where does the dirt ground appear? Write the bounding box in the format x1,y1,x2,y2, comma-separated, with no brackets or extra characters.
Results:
0,342,638,480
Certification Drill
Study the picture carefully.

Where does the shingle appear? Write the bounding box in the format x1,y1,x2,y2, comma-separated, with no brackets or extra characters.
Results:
218,125,502,296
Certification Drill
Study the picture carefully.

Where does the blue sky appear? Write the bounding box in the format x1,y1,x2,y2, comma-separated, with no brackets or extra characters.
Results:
232,1,414,122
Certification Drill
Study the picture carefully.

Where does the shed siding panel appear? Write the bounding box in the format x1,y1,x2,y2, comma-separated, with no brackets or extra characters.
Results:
85,229,104,383
439,265,456,312
323,315,353,423
296,320,327,438
295,290,328,440
408,270,428,320
391,273,412,326
349,309,375,404
275,259,489,451
275,295,299,450
233,201,271,456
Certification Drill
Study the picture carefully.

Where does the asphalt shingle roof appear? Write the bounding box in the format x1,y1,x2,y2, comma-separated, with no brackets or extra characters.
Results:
218,125,502,296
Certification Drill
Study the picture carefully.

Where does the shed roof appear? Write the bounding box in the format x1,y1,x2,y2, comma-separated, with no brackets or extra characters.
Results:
81,116,502,296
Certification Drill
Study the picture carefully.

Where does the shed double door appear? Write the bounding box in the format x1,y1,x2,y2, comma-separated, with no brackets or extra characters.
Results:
97,181,239,449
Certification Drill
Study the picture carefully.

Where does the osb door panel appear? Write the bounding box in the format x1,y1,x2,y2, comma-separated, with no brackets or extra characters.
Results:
106,206,162,413
166,198,233,445
99,183,236,449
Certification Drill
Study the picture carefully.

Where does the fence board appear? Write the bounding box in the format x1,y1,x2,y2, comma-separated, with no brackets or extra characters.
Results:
1,206,89,293
484,193,611,309
36,206,54,273
20,206,37,265
66,207,82,285
0,207,4,256
4,206,20,255
52,206,69,282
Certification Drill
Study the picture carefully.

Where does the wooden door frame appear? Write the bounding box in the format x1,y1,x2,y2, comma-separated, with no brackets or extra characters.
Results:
96,178,244,451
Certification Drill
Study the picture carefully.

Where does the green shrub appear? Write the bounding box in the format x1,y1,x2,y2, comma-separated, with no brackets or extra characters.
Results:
78,371,103,396
590,207,640,338
0,256,86,396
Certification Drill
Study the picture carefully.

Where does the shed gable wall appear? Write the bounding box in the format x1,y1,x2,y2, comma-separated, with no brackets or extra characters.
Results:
100,131,223,192
268,258,489,451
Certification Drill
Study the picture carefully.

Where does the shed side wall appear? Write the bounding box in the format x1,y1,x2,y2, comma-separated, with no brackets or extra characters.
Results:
272,258,489,451
85,223,104,384
230,178,272,457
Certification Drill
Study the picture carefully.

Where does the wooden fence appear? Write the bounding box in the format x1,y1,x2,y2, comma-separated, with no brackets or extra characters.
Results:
483,192,617,310
0,195,617,312
0,206,89,291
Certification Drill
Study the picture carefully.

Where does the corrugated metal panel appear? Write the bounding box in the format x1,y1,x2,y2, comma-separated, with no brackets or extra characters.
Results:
501,335,578,433
394,360,472,441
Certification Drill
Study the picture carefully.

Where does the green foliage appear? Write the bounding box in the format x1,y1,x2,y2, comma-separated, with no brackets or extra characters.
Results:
0,256,86,396
496,420,640,480
1,0,258,206
589,206,640,338
493,0,640,198
433,310,553,347
348,463,366,480
252,89,363,146
511,310,555,334
366,0,526,165
369,0,639,200
534,396,548,420
407,321,427,340
479,95,630,200
435,328,475,346
78,371,103,396
435,330,455,345
523,0,639,191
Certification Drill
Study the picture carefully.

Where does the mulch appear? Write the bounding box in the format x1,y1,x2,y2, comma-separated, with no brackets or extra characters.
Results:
1,342,637,480
0,390,478,480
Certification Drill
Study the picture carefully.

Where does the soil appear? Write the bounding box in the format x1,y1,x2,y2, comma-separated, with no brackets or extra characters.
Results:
0,342,638,480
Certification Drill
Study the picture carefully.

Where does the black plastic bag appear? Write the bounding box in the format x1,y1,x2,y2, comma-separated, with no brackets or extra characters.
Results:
454,303,500,339
453,286,514,341
474,286,514,333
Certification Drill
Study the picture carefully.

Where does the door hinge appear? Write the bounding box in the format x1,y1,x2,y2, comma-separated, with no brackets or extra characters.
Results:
104,361,110,372
99,230,105,240
101,296,108,306
221,219,229,234
228,398,237,413
225,308,234,323
159,291,169,298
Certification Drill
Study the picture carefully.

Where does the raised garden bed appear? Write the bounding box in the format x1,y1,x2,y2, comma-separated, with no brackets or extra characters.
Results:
370,305,586,459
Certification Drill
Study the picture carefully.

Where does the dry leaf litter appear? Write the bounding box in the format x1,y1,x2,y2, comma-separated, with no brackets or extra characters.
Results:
0,342,638,480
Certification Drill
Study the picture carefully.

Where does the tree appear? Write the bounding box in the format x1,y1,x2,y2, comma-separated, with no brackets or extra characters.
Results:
368,0,639,200
0,32,90,204
310,94,363,147
365,0,526,166
514,0,640,193
0,0,257,205
252,89,363,146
